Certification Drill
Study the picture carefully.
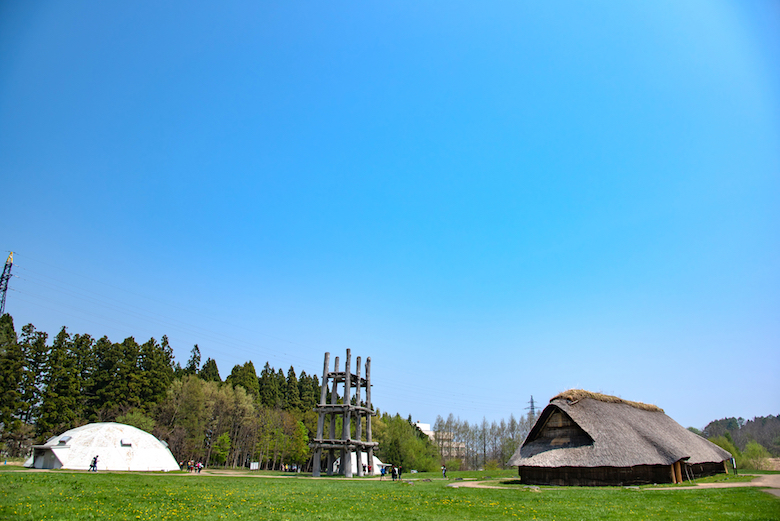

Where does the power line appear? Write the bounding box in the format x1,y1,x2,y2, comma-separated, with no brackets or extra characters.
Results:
10,255,319,364
7,251,534,421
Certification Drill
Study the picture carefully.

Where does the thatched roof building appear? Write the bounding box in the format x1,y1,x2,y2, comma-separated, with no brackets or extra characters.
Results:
507,390,732,486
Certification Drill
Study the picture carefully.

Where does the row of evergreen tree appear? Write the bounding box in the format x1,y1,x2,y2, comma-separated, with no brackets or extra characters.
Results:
180,344,322,413
0,315,175,452
0,314,441,471
0,315,317,457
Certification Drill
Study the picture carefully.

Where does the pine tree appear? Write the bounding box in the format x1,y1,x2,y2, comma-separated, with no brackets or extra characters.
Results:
139,336,175,408
90,336,118,419
89,336,145,419
226,361,259,401
71,333,95,421
0,314,23,440
37,327,80,440
259,362,282,408
309,375,320,408
298,371,319,410
184,345,201,376
284,366,301,411
116,337,143,413
199,357,221,382
275,369,287,408
18,323,48,424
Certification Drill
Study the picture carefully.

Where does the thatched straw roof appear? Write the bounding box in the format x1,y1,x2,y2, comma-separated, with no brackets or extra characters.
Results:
552,389,663,413
508,391,731,468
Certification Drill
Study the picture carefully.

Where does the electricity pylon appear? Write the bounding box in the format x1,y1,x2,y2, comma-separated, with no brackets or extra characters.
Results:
0,252,13,315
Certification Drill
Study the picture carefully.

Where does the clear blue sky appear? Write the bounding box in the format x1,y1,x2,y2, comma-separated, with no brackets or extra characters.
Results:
1,1,778,430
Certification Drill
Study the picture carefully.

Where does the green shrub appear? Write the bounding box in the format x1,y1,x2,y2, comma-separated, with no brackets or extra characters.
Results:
445,458,463,471
742,441,771,470
710,435,741,468
115,410,156,434
484,459,501,471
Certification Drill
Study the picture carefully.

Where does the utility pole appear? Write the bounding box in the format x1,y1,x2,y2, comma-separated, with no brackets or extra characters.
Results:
0,252,12,315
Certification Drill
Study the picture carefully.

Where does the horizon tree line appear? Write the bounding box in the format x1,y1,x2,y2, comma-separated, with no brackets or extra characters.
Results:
0,314,440,470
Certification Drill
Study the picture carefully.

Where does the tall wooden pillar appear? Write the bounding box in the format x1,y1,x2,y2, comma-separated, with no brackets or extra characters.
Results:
342,350,353,477
327,356,339,476
354,356,363,477
366,357,373,474
312,352,330,477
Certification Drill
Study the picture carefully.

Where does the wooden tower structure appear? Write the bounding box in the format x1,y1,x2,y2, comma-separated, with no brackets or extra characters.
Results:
310,349,377,477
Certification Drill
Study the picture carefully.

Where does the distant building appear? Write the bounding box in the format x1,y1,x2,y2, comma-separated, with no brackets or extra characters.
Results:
416,421,466,460
508,390,732,486
25,422,180,472
415,421,434,438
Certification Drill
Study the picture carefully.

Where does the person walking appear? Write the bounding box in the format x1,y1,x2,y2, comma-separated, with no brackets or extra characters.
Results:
442,465,447,478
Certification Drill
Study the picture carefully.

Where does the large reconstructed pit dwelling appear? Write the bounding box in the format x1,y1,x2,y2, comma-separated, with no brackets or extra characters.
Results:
508,390,733,486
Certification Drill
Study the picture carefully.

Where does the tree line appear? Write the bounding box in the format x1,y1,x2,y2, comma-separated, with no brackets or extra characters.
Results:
695,415,780,470
433,410,780,471
432,412,538,471
0,314,439,471
701,415,780,456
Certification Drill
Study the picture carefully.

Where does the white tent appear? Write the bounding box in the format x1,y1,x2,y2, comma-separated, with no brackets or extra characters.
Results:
334,452,387,476
24,422,179,472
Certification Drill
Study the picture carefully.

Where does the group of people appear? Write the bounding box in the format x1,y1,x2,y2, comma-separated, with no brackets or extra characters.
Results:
380,465,403,481
180,460,203,473
378,464,447,481
88,455,99,472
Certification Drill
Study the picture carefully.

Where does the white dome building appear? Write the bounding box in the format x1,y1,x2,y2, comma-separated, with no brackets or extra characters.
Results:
24,422,179,472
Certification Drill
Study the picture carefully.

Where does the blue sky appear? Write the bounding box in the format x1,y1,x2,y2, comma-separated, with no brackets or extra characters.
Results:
1,1,778,430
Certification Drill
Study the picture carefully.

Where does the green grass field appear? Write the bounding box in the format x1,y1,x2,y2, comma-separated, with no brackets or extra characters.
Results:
1,468,778,520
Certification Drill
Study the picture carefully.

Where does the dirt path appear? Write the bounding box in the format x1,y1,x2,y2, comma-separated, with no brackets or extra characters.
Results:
447,480,519,490
450,474,780,497
647,474,780,498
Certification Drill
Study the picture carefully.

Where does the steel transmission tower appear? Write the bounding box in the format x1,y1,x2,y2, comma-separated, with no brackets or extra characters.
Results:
0,252,13,315
526,395,536,419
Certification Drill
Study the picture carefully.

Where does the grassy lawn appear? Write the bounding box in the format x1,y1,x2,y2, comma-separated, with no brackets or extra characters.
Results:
1,469,778,520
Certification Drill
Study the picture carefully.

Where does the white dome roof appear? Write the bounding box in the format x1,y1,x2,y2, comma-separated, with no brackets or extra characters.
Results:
25,422,179,472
